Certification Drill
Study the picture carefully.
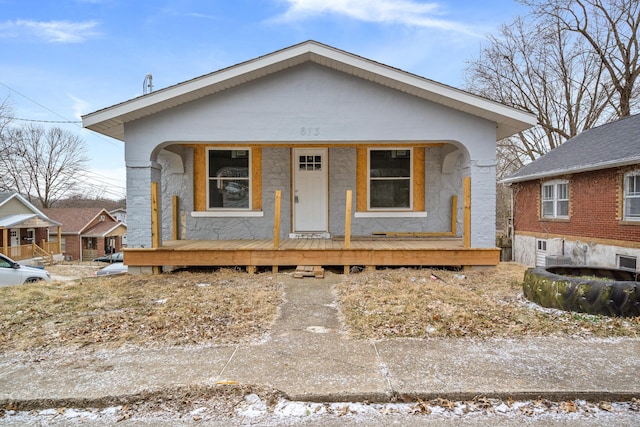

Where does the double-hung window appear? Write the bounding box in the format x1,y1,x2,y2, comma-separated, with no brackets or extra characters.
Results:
541,180,568,218
368,149,412,210
624,172,640,221
207,149,250,209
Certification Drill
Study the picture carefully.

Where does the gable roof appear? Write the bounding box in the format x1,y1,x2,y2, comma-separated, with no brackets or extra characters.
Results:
503,114,640,184
0,192,61,227
43,208,119,234
83,40,536,141
82,221,127,238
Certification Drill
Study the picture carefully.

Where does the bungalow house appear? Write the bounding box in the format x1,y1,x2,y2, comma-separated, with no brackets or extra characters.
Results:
82,41,536,274
502,114,640,270
0,192,62,264
44,208,127,261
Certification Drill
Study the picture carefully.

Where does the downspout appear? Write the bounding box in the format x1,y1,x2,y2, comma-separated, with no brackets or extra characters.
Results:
509,188,514,261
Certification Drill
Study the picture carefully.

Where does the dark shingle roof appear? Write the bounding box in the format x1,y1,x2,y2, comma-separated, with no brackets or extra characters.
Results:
503,114,640,184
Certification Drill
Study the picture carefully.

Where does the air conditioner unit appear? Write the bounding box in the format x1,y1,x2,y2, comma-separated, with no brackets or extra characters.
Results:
545,255,572,267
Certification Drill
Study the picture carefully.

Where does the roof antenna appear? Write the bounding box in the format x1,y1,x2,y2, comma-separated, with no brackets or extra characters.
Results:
143,74,153,94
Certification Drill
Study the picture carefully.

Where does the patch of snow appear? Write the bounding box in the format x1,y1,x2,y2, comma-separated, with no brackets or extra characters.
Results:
306,326,330,333
234,393,267,418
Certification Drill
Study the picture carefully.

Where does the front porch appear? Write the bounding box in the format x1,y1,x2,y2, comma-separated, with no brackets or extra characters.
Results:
124,236,500,273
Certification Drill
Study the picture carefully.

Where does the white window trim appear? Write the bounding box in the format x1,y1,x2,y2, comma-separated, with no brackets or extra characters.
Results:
355,211,427,218
191,211,264,218
367,148,413,211
541,180,569,219
206,148,252,211
624,171,640,221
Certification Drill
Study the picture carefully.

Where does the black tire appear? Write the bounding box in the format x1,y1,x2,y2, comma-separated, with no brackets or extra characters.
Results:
523,267,640,317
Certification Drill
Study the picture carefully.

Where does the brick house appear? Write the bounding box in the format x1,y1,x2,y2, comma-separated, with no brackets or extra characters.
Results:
503,114,640,270
44,208,127,261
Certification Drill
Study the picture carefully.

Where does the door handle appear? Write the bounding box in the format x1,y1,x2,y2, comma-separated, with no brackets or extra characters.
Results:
294,195,299,203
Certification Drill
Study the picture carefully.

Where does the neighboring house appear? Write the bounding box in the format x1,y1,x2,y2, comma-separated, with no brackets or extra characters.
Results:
44,208,127,261
0,192,62,264
109,208,128,247
503,114,640,270
109,208,127,223
82,41,536,273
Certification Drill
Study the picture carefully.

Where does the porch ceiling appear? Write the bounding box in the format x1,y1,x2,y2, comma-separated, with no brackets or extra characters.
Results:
83,41,536,142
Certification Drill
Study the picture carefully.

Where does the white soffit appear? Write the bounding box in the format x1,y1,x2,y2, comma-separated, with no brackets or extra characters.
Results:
82,41,536,141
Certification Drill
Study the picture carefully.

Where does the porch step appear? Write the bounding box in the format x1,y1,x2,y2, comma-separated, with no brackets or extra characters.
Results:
293,265,324,279
32,256,51,266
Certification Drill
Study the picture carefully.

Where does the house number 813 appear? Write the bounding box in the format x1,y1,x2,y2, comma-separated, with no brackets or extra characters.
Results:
300,127,320,136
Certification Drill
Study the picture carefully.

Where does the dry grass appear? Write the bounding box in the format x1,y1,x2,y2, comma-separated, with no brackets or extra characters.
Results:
336,263,640,339
2,262,639,353
0,269,281,352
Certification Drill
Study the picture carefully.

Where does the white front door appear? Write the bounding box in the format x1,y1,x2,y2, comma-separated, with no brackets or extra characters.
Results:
293,148,328,233
10,229,20,257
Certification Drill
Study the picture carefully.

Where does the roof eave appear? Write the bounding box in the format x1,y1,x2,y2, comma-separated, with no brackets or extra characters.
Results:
501,157,640,184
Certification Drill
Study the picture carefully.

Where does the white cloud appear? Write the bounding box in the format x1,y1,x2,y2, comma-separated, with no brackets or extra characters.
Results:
0,19,101,43
275,0,478,35
68,94,91,121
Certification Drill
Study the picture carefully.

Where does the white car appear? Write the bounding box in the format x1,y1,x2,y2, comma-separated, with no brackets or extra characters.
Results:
95,262,128,277
0,254,50,286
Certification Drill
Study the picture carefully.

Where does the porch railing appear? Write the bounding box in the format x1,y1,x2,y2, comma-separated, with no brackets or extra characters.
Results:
0,242,60,264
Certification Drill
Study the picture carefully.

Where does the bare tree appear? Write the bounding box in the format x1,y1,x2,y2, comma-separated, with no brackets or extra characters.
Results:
0,97,13,136
524,0,640,118
0,124,89,208
466,14,611,171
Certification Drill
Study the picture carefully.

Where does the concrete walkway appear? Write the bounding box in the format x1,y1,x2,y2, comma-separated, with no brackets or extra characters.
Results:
1,274,639,408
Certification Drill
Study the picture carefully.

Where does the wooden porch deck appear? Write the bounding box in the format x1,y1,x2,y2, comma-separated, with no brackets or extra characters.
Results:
124,237,500,272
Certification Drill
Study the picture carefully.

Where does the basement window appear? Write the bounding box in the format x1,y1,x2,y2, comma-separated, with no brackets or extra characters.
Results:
618,254,637,271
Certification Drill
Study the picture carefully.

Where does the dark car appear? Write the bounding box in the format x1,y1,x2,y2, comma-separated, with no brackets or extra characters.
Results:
92,252,124,263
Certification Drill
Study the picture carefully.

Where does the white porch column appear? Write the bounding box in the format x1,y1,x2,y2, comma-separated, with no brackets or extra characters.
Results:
126,161,162,249
469,159,497,248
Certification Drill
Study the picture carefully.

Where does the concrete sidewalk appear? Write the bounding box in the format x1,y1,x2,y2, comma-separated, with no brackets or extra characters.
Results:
1,275,639,408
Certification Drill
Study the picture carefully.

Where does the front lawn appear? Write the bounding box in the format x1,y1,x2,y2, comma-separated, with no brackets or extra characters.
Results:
335,263,640,339
0,269,281,352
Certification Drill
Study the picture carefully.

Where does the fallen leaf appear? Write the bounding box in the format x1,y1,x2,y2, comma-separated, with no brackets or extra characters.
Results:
599,401,612,411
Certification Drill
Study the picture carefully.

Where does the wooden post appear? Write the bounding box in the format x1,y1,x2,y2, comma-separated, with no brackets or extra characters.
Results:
172,195,179,241
451,195,458,235
57,226,62,255
151,182,161,274
151,182,160,249
344,190,352,249
463,177,471,248
273,190,281,249
2,228,7,256
344,190,352,275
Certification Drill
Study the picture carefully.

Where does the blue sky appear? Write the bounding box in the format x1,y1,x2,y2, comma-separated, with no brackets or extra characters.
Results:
0,0,528,200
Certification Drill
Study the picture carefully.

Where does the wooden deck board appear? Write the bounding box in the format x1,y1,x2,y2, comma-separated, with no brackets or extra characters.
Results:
124,237,500,269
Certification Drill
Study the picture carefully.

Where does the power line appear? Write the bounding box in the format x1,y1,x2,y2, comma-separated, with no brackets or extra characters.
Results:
0,80,121,148
0,81,75,123
13,117,82,124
